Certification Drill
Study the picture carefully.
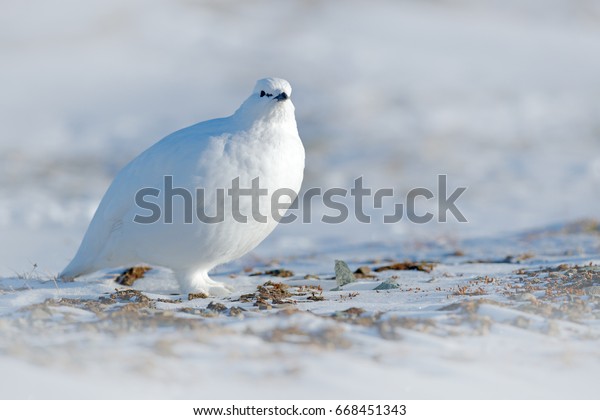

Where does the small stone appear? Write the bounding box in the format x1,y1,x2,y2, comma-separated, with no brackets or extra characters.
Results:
239,293,255,302
335,260,356,287
355,266,371,274
374,279,399,290
354,266,374,278
229,306,246,317
257,302,272,310
207,301,227,312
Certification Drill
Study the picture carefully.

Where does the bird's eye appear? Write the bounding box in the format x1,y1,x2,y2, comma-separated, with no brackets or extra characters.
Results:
260,90,266,97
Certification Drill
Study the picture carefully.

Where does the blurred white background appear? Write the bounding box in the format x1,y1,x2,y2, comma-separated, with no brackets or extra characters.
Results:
1,0,600,274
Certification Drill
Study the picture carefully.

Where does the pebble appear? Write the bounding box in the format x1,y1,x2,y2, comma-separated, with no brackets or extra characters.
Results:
374,279,400,290
335,260,357,287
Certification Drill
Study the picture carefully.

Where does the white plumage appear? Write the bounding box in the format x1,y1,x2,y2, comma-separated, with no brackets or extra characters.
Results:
60,78,305,296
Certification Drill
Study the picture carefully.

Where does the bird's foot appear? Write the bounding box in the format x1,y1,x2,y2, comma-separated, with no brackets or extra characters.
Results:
207,284,234,298
177,271,233,297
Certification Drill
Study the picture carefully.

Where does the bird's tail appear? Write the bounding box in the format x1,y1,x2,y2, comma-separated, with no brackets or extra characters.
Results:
58,258,94,282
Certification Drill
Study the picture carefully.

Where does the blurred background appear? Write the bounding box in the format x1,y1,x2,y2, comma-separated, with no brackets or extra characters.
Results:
1,0,600,275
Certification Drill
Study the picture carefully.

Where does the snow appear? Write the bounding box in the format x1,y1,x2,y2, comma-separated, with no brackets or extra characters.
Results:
1,0,600,399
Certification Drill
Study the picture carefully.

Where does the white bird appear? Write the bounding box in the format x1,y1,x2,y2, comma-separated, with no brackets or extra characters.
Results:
60,78,305,296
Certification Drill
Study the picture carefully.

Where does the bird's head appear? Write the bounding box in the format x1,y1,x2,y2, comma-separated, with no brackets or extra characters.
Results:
235,77,295,123
253,78,292,103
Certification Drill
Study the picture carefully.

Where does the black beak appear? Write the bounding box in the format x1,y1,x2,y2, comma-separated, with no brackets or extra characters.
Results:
274,92,288,101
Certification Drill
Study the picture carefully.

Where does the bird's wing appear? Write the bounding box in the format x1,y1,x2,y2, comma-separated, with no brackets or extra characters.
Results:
62,117,231,276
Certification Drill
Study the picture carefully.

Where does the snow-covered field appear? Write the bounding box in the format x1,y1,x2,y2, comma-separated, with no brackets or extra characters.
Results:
1,0,600,399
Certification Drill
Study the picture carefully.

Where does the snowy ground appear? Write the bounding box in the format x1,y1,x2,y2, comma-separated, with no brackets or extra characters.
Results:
1,0,600,399
2,225,600,399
